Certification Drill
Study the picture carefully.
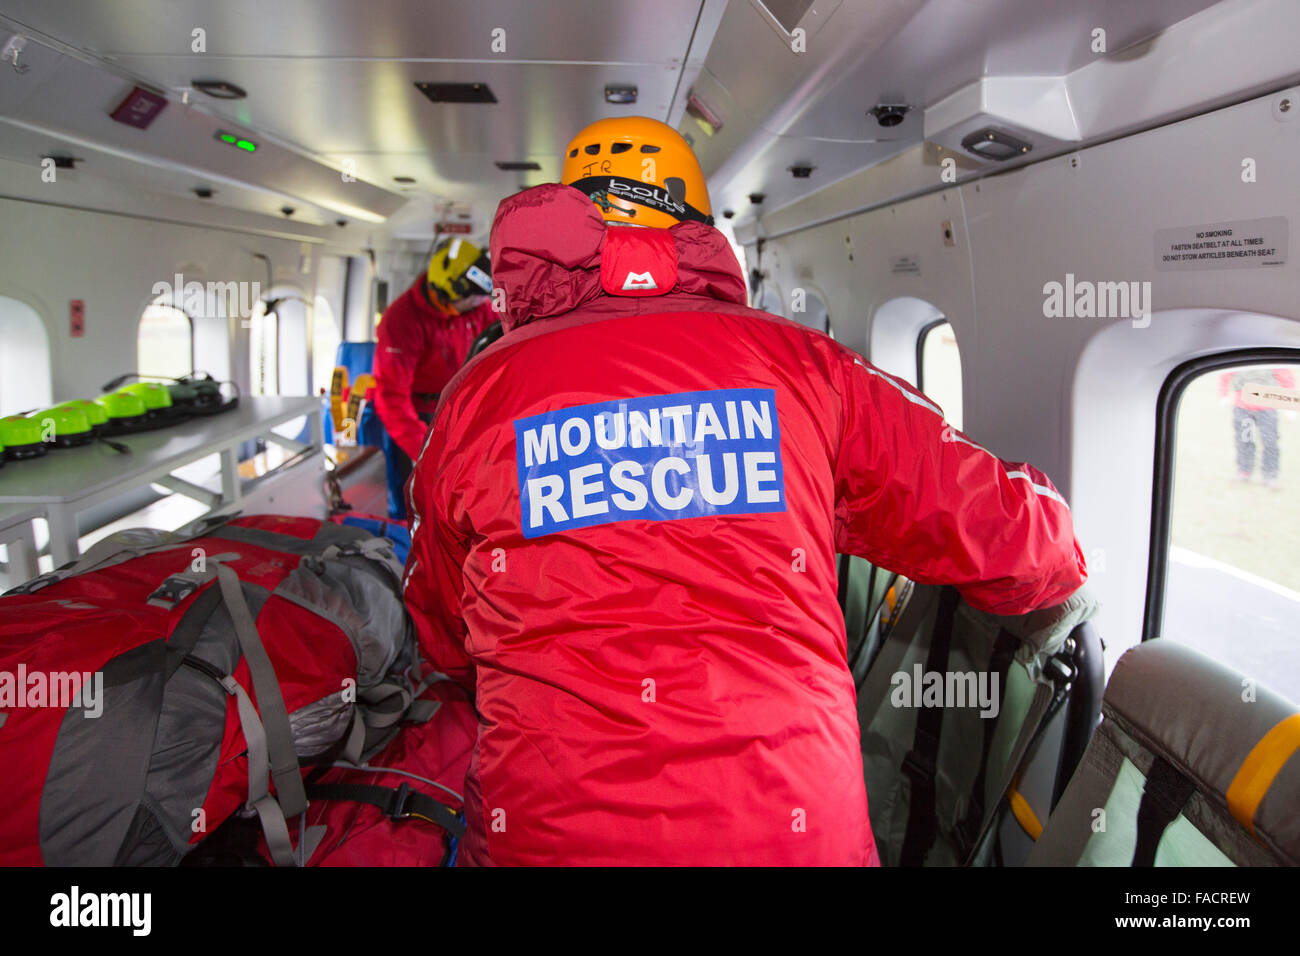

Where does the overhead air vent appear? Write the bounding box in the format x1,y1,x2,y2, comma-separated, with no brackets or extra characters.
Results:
869,104,910,128
414,82,497,104
495,161,541,171
42,153,79,170
192,79,247,100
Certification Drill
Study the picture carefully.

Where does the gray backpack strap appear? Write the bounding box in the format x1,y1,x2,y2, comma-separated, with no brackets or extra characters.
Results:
223,674,297,868
215,564,309,825
321,537,405,583
182,650,297,868
406,669,454,724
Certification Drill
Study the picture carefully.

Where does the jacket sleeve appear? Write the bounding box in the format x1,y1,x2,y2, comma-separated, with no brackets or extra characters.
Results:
373,295,433,461
1274,368,1296,389
831,351,1086,615
402,411,475,688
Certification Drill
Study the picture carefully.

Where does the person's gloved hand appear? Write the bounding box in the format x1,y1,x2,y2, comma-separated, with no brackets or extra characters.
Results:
959,585,1101,681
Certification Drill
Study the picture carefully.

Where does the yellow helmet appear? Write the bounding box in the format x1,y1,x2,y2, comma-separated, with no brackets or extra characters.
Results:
561,116,713,229
426,237,493,306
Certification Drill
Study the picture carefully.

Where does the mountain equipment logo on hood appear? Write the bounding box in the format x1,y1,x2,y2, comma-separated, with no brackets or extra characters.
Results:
622,271,657,291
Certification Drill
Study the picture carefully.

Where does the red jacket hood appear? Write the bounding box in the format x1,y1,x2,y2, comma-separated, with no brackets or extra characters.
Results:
489,183,747,332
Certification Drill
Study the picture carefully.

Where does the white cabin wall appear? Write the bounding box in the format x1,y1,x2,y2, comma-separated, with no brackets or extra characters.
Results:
744,85,1300,658
0,196,363,400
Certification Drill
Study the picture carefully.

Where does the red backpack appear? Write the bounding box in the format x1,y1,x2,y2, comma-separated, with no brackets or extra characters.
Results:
0,513,442,866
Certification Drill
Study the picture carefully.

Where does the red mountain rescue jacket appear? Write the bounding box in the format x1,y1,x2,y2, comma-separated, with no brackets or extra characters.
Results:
404,183,1088,866
373,278,496,459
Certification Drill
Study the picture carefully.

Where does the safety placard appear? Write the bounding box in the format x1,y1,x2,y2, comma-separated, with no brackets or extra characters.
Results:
890,254,921,276
1154,216,1288,271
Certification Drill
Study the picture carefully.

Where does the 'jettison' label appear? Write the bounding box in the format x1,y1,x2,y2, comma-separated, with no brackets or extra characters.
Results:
514,388,786,538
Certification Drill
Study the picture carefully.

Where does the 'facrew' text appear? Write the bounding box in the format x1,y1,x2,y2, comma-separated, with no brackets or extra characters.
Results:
515,388,787,538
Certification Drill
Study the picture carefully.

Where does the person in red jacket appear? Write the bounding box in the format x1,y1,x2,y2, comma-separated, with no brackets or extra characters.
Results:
372,237,497,518
404,117,1088,866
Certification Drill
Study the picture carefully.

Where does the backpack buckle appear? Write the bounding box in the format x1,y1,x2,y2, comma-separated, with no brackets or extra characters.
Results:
147,575,200,609
5,570,59,595
385,782,414,820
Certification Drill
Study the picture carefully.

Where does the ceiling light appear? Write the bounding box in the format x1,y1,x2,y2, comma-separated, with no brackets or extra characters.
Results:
605,85,638,104
960,127,1032,161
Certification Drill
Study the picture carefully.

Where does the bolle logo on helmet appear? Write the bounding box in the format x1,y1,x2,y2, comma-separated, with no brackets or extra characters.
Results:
606,178,686,217
622,271,657,291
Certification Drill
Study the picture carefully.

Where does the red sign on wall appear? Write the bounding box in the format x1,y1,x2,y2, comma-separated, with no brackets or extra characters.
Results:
69,300,85,338
435,221,474,235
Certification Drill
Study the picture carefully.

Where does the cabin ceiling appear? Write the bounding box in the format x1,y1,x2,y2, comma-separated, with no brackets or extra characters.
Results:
691,0,1223,228
0,0,1231,244
0,0,713,241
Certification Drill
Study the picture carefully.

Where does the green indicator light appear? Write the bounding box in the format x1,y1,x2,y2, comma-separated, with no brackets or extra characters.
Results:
214,130,257,152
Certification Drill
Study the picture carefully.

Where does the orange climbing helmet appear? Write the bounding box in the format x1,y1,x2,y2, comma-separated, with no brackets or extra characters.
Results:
561,116,713,229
